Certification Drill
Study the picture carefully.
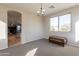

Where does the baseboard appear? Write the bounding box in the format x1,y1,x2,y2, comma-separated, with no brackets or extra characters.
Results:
67,44,79,48
21,38,46,45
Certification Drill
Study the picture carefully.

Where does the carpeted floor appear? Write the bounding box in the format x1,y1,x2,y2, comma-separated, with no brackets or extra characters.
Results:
0,39,79,56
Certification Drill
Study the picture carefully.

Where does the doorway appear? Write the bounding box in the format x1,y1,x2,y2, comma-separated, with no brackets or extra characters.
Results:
7,11,22,47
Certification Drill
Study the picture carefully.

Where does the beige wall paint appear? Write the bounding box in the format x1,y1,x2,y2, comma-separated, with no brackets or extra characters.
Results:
0,5,44,50
0,6,8,50
22,11,44,43
43,5,79,47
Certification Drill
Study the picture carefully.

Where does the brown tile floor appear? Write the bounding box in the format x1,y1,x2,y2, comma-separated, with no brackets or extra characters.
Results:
8,34,21,47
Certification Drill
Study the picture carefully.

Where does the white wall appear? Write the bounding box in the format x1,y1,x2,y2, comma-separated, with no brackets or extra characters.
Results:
0,6,8,50
44,5,79,47
22,11,44,43
0,5,44,50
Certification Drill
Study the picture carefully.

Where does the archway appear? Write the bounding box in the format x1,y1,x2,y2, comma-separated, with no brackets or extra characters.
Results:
7,11,22,47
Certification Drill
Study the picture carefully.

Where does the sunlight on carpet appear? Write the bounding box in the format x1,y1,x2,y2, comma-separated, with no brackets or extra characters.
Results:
25,48,38,56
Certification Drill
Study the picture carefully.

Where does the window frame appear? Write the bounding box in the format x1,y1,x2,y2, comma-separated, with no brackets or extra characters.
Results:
49,13,72,32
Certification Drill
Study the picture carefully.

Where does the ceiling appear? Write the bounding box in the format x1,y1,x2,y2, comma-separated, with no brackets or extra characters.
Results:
0,3,79,15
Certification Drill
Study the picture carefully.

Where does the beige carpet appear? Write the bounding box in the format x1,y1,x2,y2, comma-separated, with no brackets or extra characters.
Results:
0,39,79,56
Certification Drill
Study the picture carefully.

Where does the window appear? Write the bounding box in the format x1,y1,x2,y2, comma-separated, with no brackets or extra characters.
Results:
50,17,58,31
59,14,71,32
50,14,71,32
